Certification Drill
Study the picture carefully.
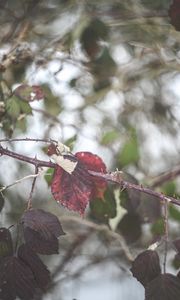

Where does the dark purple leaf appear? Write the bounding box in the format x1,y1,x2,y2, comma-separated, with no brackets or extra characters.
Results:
131,250,161,287
145,273,180,300
0,228,13,258
21,208,65,238
24,227,59,255
18,244,51,290
0,256,37,300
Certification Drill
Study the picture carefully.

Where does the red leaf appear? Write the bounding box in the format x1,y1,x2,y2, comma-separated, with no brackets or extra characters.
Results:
169,0,180,31
75,152,107,198
51,164,93,215
51,151,107,215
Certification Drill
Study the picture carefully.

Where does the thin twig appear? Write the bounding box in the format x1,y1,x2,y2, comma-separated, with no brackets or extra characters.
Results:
150,166,180,188
163,198,169,273
0,137,57,144
27,165,39,209
0,173,41,193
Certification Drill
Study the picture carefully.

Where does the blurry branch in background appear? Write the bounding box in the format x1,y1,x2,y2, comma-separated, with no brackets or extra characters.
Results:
150,166,180,188
60,215,133,262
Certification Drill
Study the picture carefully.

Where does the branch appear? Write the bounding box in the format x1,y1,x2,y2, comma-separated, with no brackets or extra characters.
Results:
0,145,180,208
150,166,180,188
0,144,55,168
89,171,180,207
0,137,57,144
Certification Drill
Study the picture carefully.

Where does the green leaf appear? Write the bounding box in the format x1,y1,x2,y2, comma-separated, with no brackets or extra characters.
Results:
151,217,164,236
0,193,4,212
42,85,61,116
0,228,13,258
118,129,139,166
44,168,54,186
92,47,117,78
101,130,119,145
162,181,176,197
19,101,32,115
117,213,142,243
90,187,117,223
16,117,27,132
5,96,21,119
64,135,77,150
172,254,180,270
169,205,180,222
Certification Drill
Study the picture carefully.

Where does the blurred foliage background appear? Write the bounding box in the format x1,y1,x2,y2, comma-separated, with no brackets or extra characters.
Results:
0,0,180,299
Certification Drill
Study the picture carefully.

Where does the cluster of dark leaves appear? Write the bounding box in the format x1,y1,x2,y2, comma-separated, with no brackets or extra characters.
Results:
131,249,180,300
0,209,65,300
169,0,180,31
